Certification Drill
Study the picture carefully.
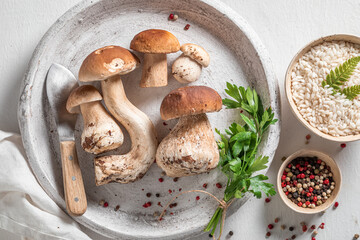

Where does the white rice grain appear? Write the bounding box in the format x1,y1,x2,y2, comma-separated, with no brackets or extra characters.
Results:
291,41,360,137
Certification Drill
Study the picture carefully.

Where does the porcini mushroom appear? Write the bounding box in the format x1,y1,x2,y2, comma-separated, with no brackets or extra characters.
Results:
130,29,180,88
66,85,123,154
79,45,158,185
156,86,222,177
172,43,210,84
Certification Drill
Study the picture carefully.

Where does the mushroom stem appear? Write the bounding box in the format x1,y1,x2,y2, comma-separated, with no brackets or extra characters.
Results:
156,113,219,177
79,101,123,154
140,53,167,88
95,75,158,185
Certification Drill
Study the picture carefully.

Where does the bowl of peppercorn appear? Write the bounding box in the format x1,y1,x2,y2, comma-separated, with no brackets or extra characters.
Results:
277,149,342,214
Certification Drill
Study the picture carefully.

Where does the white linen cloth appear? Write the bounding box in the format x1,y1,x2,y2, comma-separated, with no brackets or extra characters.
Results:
0,130,91,240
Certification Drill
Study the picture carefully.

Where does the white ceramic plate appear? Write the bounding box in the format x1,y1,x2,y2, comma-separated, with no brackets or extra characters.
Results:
18,0,280,239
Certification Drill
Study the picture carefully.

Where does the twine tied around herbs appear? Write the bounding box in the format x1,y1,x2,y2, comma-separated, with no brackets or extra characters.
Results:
158,189,242,240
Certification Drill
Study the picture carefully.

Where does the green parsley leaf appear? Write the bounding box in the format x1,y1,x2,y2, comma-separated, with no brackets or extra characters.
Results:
249,174,276,198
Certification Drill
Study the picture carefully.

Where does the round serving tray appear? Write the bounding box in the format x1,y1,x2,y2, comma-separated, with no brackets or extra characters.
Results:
18,0,280,239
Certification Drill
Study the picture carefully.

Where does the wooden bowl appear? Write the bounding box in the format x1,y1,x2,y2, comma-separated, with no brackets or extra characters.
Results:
277,149,342,214
285,34,360,142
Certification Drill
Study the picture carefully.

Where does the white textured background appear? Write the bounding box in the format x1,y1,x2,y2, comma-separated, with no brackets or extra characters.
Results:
1,0,360,239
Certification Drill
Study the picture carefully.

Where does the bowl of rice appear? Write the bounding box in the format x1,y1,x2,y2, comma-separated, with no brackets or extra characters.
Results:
285,34,360,141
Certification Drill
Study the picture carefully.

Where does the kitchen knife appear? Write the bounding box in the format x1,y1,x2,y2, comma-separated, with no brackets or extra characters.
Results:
46,63,87,216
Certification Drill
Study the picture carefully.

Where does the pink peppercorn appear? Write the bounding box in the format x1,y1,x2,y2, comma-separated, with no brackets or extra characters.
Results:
265,198,271,203
334,202,339,208
158,178,164,182
268,224,274,229
184,24,190,30
341,143,346,148
216,183,222,188
196,196,200,201
168,13,174,20
103,202,109,208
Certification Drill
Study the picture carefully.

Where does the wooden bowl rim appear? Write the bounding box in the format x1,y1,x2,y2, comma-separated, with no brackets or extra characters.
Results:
277,149,342,214
285,34,360,142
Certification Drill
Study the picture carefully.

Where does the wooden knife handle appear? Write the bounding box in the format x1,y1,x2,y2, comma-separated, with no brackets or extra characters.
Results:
60,141,87,216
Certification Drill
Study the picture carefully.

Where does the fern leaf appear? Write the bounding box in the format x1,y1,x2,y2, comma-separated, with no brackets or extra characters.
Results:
321,56,360,89
341,85,360,100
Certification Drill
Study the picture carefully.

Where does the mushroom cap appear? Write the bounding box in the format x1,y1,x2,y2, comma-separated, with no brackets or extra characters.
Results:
130,29,180,54
180,43,210,67
160,86,222,120
172,54,202,83
66,85,102,114
79,45,140,82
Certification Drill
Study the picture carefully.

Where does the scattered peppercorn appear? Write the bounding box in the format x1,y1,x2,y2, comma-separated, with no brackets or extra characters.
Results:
203,183,208,189
173,177,179,182
302,224,307,232
310,225,316,230
168,13,174,20
281,224,286,230
142,202,152,208
209,234,213,238
216,183,222,188
179,188,182,192
340,143,346,148
114,205,120,211
266,232,271,237
169,203,177,208
156,193,160,197
306,134,311,140
173,14,178,20
319,223,324,229
354,233,360,239
334,201,339,208
103,202,109,207
291,234,296,239
146,193,152,198
274,217,279,223
196,196,200,201
312,237,316,240
265,198,271,203
228,231,234,236
158,178,164,182
184,24,190,30
289,226,295,231
282,156,287,161
99,199,105,206
312,230,318,236
168,189,172,194
268,224,274,230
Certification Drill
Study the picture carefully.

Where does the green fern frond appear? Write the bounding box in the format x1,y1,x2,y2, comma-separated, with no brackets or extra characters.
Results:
321,56,360,90
341,85,360,100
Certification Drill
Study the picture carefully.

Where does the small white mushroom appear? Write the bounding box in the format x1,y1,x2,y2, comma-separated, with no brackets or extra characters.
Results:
172,43,210,84
79,45,158,185
172,54,202,83
66,85,123,154
156,86,222,177
130,29,180,88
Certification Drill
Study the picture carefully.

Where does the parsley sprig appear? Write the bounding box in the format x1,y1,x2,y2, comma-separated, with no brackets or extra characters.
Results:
204,83,277,237
321,56,360,100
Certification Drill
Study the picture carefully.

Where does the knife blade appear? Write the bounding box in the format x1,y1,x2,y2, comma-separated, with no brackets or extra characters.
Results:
46,63,87,216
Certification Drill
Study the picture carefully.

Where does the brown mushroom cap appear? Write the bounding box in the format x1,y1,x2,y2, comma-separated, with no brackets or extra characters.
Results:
130,29,180,54
160,86,222,120
79,45,140,82
66,85,102,114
